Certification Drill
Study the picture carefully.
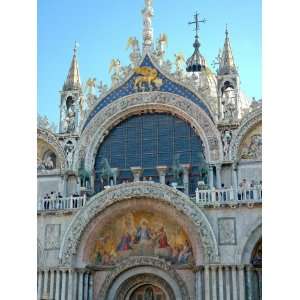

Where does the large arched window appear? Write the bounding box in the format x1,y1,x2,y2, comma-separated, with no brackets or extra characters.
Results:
94,113,206,194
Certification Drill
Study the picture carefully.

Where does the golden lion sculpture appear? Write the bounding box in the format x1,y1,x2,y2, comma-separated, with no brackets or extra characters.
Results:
134,66,163,91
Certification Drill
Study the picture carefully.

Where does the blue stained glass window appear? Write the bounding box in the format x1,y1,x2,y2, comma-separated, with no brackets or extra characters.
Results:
94,113,206,194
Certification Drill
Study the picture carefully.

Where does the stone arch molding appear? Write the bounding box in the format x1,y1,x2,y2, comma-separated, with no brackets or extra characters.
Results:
229,108,262,161
59,182,219,266
74,91,223,171
99,256,190,300
37,127,66,169
234,216,262,265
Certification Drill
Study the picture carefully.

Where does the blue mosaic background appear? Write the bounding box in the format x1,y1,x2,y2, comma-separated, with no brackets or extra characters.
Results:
82,55,214,131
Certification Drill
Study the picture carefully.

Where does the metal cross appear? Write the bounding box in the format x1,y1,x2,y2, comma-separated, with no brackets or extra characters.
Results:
188,12,206,37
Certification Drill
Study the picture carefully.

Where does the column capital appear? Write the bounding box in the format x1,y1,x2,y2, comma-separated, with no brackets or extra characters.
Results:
215,163,222,170
156,165,168,175
237,265,245,271
130,166,143,181
180,163,191,174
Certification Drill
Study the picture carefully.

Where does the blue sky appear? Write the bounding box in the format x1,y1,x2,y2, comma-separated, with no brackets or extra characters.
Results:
38,0,261,124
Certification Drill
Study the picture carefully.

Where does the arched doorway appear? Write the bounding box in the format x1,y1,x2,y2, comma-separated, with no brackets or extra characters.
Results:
129,285,166,300
115,273,175,300
250,239,262,300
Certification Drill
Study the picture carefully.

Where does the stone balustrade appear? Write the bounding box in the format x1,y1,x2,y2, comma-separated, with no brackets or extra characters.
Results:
38,185,262,212
193,187,262,207
37,194,87,211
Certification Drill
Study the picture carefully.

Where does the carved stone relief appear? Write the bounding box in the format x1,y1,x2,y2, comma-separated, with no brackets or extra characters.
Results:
218,217,236,245
45,224,61,250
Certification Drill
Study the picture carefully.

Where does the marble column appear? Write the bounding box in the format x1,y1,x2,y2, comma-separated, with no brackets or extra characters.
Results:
239,265,246,300
37,271,43,300
257,269,262,300
78,272,84,300
88,272,94,300
72,270,78,299
231,163,238,191
218,265,224,300
211,265,218,300
55,270,61,300
67,269,73,300
130,167,143,182
246,266,253,300
49,270,55,299
204,265,210,300
225,266,231,300
43,269,49,299
84,273,89,300
61,270,67,300
195,267,203,300
111,168,119,185
215,164,222,189
181,164,191,195
156,165,168,184
208,165,214,189
232,265,238,300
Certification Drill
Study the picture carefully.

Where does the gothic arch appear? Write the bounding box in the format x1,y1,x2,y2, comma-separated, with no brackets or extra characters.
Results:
59,182,219,267
229,108,262,161
74,91,223,172
37,128,66,169
235,216,262,264
98,257,190,300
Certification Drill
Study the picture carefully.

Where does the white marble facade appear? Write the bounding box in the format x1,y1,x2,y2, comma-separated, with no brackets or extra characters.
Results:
37,1,261,299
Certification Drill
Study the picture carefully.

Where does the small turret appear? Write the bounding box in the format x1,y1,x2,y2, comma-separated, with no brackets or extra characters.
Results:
59,42,83,134
216,26,240,123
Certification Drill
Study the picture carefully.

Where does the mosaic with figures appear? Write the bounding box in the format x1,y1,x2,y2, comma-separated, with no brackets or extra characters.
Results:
90,211,194,266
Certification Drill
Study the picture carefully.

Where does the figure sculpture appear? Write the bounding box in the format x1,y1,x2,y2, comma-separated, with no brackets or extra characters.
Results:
78,159,90,188
134,66,162,91
99,158,118,187
171,153,184,186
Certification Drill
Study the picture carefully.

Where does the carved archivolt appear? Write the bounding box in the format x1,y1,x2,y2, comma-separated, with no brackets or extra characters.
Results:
99,256,190,300
37,128,66,169
74,92,222,172
59,182,219,267
234,216,262,264
229,108,262,161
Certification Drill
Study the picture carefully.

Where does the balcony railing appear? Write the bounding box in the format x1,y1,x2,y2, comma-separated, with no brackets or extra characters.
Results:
37,195,87,212
37,186,262,212
192,187,262,207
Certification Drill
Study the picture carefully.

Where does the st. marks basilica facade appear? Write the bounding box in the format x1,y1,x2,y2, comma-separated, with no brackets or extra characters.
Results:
37,1,262,299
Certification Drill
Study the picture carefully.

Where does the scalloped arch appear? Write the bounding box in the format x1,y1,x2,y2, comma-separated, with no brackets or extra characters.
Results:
74,92,223,172
37,128,66,169
229,108,262,161
59,182,219,266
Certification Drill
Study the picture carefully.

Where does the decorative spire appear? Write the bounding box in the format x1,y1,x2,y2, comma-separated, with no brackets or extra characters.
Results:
142,0,154,51
218,26,237,75
186,12,207,72
63,41,81,91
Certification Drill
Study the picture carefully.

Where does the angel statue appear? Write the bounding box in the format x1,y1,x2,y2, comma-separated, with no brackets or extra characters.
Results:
127,37,139,52
109,59,122,86
97,80,109,95
154,33,168,64
84,78,97,95
174,53,185,71
127,37,141,66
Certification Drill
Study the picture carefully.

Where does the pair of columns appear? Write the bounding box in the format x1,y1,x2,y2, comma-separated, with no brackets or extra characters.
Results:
130,164,191,195
208,164,222,189
195,265,247,300
37,269,93,300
